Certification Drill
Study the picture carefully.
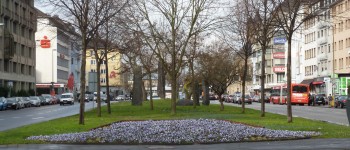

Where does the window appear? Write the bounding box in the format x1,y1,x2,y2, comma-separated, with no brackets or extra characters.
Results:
277,73,285,83
90,59,96,65
100,78,106,84
71,58,74,64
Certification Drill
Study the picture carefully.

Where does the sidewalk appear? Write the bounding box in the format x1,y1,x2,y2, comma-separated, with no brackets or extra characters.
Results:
1,139,350,150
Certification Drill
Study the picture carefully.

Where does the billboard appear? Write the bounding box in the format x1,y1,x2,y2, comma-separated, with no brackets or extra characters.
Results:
273,52,285,59
274,37,286,44
273,66,286,73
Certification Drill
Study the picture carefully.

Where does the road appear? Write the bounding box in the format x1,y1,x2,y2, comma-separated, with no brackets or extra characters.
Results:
0,101,105,131
213,100,350,126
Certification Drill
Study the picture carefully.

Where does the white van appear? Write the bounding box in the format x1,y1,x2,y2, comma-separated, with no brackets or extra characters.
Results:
60,93,74,105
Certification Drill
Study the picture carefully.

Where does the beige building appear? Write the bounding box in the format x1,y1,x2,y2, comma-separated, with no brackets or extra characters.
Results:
86,49,128,94
0,0,37,95
330,0,350,95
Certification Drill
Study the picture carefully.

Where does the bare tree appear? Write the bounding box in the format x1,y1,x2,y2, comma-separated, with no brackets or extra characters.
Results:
132,0,220,115
220,1,256,113
198,44,240,111
273,0,313,123
247,0,278,117
50,0,128,123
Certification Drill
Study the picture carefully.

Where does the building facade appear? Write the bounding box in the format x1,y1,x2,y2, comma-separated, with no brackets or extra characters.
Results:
251,30,303,95
330,0,350,95
86,50,128,95
0,0,37,95
35,12,80,95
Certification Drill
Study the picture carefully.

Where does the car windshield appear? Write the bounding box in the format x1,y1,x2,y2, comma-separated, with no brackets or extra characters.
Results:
43,95,51,98
338,95,348,100
61,95,71,98
29,97,39,100
7,98,16,103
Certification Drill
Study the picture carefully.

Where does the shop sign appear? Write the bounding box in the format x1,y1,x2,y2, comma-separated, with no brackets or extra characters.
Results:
273,66,286,73
40,36,51,48
273,52,285,59
274,37,286,44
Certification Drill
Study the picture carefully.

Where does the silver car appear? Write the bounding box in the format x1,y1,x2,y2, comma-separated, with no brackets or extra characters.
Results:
29,96,41,107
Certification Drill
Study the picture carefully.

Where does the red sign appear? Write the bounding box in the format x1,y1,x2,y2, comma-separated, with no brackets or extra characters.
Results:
40,36,51,48
109,71,116,78
273,52,285,59
273,66,286,73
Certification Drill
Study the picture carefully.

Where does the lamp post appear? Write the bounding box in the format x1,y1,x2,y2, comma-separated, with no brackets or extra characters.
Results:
51,49,56,96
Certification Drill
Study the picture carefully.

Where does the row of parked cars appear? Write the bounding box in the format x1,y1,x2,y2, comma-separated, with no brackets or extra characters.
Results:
0,94,60,111
222,94,263,104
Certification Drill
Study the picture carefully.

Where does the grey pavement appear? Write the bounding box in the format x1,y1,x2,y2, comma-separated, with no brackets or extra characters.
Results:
1,138,350,150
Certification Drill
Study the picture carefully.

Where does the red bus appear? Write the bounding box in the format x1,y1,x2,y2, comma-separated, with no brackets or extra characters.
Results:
270,83,309,105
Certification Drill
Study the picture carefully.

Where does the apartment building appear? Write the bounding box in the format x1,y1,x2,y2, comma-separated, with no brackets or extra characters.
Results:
251,30,303,94
330,0,350,95
0,0,37,95
86,49,128,95
301,0,336,95
35,11,81,95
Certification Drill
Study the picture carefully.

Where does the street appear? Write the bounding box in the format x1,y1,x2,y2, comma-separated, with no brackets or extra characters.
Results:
213,100,350,126
0,101,107,131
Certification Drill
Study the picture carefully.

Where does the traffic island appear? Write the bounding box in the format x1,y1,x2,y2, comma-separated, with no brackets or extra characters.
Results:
26,119,320,144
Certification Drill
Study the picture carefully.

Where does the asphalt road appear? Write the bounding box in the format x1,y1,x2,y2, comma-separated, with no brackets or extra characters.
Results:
0,101,106,131
213,100,350,126
1,138,350,150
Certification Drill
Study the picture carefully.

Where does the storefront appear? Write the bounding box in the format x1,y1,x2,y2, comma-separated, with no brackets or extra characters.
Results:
335,74,350,95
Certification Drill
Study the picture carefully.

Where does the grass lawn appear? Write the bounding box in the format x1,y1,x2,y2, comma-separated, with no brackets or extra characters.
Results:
0,100,349,144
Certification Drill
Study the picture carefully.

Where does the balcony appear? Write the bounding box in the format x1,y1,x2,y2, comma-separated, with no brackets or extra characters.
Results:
317,52,327,61
317,36,328,45
317,21,330,29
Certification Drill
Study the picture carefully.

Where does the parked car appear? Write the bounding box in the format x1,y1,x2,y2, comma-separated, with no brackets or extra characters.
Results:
56,94,62,103
226,95,234,103
314,94,326,105
38,96,46,105
252,95,260,102
209,94,216,100
259,95,270,103
115,95,126,101
146,95,161,100
101,94,107,102
237,94,252,104
29,96,41,107
15,97,26,109
60,93,74,105
6,97,20,110
42,94,53,105
22,97,32,108
0,97,8,111
335,95,348,108
78,94,90,103
233,95,241,103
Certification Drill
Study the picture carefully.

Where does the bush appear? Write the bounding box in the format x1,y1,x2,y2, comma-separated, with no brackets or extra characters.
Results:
28,89,35,96
16,89,29,97
176,100,194,106
0,87,9,97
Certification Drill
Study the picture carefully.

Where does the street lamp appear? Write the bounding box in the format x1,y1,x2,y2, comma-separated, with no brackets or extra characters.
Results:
51,49,56,96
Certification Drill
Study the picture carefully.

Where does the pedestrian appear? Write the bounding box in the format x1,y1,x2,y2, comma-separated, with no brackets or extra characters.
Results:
328,94,332,106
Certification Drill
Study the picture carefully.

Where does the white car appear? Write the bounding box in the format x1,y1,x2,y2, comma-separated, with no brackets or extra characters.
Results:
60,93,74,105
115,95,126,101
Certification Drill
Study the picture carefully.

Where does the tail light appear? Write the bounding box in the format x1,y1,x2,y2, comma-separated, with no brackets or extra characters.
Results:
343,100,346,103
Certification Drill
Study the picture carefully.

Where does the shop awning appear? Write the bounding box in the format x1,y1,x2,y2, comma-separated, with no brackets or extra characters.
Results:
300,79,313,85
312,81,324,85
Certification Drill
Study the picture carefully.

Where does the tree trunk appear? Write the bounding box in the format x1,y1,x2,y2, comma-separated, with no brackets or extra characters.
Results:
96,59,101,117
105,56,111,114
149,73,154,110
132,66,143,106
287,36,293,123
142,80,147,102
261,44,266,117
219,94,224,111
79,36,87,125
170,74,177,115
193,80,199,107
241,57,248,114
202,79,210,105
157,61,166,99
